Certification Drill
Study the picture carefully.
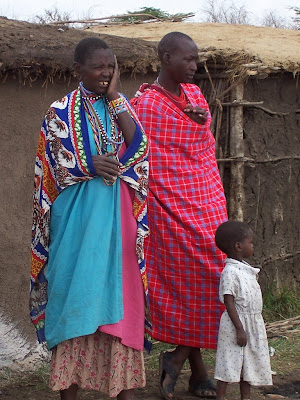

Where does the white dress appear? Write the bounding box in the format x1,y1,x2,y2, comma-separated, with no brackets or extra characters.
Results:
214,258,272,386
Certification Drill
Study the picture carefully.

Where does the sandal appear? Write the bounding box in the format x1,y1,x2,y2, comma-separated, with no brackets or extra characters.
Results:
188,378,217,398
159,351,180,399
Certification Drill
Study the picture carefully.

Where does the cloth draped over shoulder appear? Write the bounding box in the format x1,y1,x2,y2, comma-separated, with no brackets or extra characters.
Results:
30,88,151,348
131,83,228,349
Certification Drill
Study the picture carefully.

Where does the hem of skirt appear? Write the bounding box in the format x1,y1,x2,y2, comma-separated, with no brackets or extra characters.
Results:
214,375,240,384
50,381,147,396
151,332,217,349
47,322,121,349
214,376,273,386
246,381,273,386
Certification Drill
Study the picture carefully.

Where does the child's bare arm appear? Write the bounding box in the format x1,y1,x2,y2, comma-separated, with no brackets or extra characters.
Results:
224,294,247,347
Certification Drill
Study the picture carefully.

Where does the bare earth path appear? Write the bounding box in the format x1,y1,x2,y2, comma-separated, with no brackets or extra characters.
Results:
1,367,299,399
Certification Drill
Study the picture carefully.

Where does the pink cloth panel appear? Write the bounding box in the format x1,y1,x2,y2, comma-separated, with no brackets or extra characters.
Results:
99,146,145,351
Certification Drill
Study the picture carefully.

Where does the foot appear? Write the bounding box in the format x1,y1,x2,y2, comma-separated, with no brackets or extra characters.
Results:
188,377,217,398
159,351,183,399
60,383,78,400
117,389,134,400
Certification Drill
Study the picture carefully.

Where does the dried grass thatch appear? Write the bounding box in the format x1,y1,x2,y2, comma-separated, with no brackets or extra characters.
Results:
0,17,158,83
89,21,300,77
1,18,300,84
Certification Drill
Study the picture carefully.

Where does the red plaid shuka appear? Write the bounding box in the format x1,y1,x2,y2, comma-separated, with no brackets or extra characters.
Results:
131,83,228,349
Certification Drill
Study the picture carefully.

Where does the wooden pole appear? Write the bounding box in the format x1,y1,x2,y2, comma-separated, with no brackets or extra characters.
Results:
229,83,244,221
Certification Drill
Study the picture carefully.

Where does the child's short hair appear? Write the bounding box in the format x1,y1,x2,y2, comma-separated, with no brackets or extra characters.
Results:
215,220,252,255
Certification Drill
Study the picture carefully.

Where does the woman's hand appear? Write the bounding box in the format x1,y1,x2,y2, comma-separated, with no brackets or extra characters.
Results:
106,55,119,101
105,55,136,146
92,153,122,183
236,327,248,347
184,104,208,125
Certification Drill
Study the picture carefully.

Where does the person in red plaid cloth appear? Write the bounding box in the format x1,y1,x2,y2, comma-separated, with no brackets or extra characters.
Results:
131,32,228,399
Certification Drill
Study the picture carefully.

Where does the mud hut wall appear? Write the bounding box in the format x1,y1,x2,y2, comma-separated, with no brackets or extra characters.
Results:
242,74,300,290
0,78,73,342
199,73,300,291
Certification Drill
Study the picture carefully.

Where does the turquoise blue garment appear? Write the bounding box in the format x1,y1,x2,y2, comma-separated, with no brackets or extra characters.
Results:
45,99,123,350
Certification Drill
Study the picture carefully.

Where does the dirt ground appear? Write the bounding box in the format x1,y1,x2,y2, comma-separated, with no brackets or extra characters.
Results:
1,365,299,399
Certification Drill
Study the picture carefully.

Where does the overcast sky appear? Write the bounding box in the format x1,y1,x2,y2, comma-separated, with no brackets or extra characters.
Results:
0,0,296,25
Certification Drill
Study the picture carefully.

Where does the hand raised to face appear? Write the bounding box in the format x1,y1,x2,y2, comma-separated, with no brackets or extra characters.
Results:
106,55,120,101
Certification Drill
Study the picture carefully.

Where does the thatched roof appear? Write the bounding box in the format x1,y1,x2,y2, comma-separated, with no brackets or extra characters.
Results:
0,17,158,81
1,18,299,82
89,22,300,76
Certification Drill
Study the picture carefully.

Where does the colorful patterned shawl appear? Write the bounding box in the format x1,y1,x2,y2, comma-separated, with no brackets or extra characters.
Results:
30,88,151,348
131,83,228,349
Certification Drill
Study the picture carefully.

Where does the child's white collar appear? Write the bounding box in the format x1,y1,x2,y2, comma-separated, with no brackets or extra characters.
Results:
225,257,260,276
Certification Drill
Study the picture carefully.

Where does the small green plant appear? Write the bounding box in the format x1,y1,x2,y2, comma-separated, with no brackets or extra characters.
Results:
0,367,14,385
33,362,50,388
108,7,194,23
263,284,300,322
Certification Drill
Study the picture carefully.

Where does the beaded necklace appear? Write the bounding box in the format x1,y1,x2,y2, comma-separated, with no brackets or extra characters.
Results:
79,83,124,186
79,82,124,157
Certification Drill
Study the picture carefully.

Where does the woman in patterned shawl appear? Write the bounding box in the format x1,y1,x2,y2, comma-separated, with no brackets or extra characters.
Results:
30,37,150,400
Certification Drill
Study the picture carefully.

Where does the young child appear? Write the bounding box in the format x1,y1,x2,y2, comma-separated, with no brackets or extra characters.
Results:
214,220,272,400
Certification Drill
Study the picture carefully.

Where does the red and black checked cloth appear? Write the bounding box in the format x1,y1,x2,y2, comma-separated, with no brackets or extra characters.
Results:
131,83,228,349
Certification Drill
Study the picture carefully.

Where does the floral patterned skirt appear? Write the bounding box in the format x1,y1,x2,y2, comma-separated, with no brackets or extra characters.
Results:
49,331,146,397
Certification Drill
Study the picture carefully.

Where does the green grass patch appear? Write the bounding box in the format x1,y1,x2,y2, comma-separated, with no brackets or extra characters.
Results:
262,284,300,323
0,363,51,391
268,334,300,373
0,367,16,385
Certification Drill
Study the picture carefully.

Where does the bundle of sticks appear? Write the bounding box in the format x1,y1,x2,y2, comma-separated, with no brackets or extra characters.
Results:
266,315,300,338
